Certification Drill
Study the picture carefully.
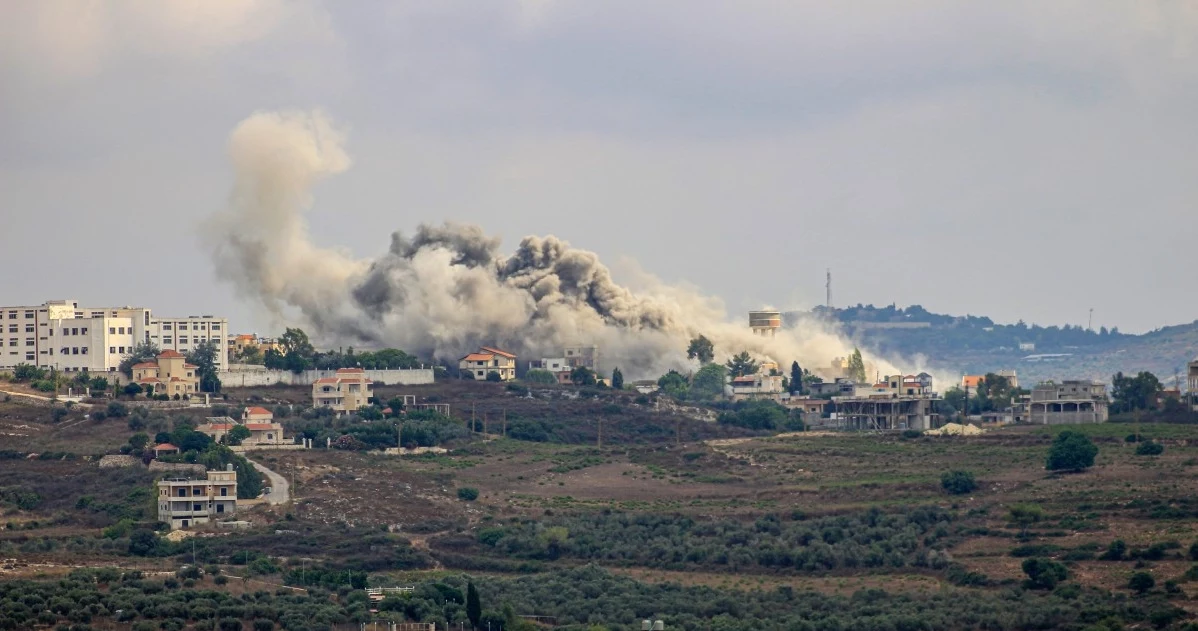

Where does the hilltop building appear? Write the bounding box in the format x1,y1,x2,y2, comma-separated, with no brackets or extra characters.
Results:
132,350,200,398
1027,380,1108,424
312,368,374,412
749,310,781,338
196,406,287,446
459,346,517,381
156,465,237,530
833,372,941,431
0,299,227,374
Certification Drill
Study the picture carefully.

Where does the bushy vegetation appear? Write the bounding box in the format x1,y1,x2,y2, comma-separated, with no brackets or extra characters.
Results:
940,470,977,495
452,507,954,573
717,400,801,431
1045,430,1098,471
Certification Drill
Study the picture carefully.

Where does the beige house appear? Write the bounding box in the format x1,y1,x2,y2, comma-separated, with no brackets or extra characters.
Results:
196,406,287,446
312,367,374,413
459,346,517,381
156,466,237,530
132,350,199,398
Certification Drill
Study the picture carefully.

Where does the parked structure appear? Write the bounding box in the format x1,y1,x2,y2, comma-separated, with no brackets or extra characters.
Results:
156,465,237,530
1027,380,1109,424
132,350,200,398
0,299,228,373
459,346,517,381
312,367,375,412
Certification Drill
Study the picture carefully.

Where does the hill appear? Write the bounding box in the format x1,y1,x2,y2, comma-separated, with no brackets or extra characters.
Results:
788,304,1198,385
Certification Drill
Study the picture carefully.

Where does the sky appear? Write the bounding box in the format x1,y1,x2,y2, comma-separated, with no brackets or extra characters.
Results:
1,1,1196,335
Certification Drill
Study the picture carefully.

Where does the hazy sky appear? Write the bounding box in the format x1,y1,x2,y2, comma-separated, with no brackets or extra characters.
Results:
2,1,1196,335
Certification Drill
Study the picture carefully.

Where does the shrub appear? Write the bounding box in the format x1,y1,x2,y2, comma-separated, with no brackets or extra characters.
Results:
1135,441,1164,456
90,410,107,422
525,369,557,385
214,575,229,585
1101,539,1128,561
940,470,977,495
1046,430,1098,471
106,401,128,418
457,487,480,501
1129,571,1155,594
1022,557,1068,590
485,371,502,382
900,429,923,439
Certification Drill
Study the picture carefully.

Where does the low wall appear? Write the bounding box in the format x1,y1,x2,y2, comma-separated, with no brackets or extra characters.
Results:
220,368,435,388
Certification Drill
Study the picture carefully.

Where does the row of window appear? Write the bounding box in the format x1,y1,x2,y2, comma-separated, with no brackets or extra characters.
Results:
2,339,36,347
58,347,90,356
161,322,222,331
7,325,35,333
59,327,89,336
109,346,127,354
6,311,35,319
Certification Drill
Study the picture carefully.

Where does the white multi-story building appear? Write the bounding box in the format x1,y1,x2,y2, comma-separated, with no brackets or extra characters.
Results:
156,466,238,530
0,300,228,374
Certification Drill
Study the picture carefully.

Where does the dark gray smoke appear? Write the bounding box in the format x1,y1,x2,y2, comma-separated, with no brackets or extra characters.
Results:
206,110,888,379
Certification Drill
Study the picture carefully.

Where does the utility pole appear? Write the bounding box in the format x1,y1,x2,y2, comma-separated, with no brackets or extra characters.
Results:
1088,308,1093,332
826,269,832,309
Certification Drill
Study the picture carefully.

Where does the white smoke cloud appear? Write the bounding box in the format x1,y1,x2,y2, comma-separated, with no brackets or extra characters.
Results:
207,109,919,381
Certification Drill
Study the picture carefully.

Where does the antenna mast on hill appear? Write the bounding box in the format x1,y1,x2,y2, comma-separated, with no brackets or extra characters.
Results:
1088,308,1093,331
826,269,832,309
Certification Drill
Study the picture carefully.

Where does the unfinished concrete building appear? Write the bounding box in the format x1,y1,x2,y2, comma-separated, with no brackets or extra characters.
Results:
1027,380,1109,424
834,396,941,431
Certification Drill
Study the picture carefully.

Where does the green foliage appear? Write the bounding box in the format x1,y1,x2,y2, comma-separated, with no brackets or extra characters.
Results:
457,487,480,501
940,470,977,495
0,488,41,511
1101,540,1128,561
106,401,128,418
846,347,867,383
1111,371,1163,414
11,364,47,381
686,335,714,364
486,371,503,382
226,424,252,446
128,529,158,556
524,369,557,384
610,367,624,390
122,382,143,397
1046,430,1099,471
657,370,689,398
1129,571,1156,594
186,341,223,393
1022,557,1068,590
724,351,758,378
1135,441,1165,456
1010,504,1044,533
717,400,788,430
128,433,149,451
789,361,803,395
689,363,726,401
569,366,596,386
466,581,482,629
118,342,160,378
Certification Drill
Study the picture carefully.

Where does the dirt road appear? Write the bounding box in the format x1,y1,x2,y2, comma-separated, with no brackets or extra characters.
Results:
246,458,290,505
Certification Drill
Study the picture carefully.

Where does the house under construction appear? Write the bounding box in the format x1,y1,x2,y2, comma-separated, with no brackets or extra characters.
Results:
834,396,942,430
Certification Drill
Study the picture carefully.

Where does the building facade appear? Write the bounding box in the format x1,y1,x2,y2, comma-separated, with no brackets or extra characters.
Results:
1028,380,1109,424
132,350,200,398
1189,359,1198,412
0,300,227,374
156,467,237,530
459,346,517,381
312,367,375,412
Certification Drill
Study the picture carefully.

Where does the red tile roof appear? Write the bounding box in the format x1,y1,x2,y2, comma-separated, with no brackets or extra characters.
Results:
131,362,158,369
183,363,198,369
479,346,516,358
462,353,493,362
731,376,756,383
314,377,339,384
157,350,184,358
245,406,273,416
202,423,234,431
154,443,178,451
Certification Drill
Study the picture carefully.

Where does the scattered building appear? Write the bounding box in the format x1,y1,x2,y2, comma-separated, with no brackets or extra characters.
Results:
1019,342,1036,352
528,357,574,384
312,368,375,412
196,406,287,446
809,378,857,397
1027,380,1108,424
782,397,828,418
153,443,180,457
749,309,781,338
0,299,228,373
459,346,517,381
132,350,200,398
833,372,942,430
727,371,785,403
564,345,600,373
156,465,237,530
228,333,281,362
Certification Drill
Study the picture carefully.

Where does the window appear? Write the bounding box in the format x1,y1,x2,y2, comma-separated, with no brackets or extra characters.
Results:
81,327,87,335
220,487,227,496
193,503,202,512
25,353,33,361
24,311,33,319
193,324,199,331
6,325,14,332
163,337,173,344
118,346,126,354
6,312,14,319
24,325,33,333
179,336,188,344
110,347,116,354
118,327,125,334
61,347,69,355
81,347,88,355
8,338,15,346
193,488,202,496
177,488,187,497
109,327,115,334
216,504,224,513
72,348,79,355
162,323,172,330
211,323,221,331
25,339,33,346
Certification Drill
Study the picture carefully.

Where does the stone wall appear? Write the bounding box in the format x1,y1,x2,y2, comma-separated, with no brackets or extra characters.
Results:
148,461,206,476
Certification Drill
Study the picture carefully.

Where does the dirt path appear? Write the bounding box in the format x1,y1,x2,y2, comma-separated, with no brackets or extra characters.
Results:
246,458,290,505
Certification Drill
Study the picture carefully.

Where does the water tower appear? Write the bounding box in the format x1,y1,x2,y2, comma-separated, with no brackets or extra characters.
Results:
749,309,781,337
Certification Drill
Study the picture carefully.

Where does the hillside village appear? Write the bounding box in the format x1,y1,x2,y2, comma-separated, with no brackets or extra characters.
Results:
2,298,1198,629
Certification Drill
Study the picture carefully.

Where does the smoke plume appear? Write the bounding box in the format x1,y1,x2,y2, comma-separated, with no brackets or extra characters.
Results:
206,110,903,380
